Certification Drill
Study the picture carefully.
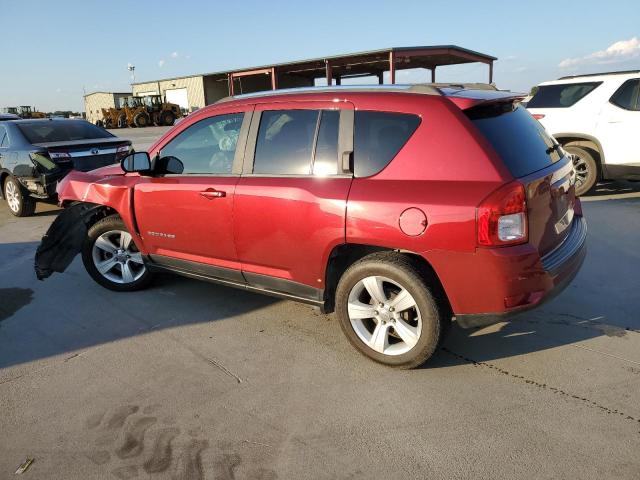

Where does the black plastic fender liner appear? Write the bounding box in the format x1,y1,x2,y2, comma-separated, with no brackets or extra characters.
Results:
34,202,104,280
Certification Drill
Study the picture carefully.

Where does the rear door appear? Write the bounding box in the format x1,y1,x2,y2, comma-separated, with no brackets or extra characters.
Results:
597,78,640,166
233,101,354,298
134,108,251,280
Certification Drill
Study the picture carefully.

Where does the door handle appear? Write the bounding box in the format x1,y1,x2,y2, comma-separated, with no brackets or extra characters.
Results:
199,188,226,199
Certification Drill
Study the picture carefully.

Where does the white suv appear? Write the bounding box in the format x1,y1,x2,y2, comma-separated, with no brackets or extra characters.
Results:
527,70,640,195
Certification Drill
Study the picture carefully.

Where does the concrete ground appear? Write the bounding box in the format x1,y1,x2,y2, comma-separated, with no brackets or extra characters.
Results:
1,126,639,479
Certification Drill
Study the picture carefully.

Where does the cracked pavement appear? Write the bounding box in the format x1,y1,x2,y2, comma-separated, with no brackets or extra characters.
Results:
0,127,639,479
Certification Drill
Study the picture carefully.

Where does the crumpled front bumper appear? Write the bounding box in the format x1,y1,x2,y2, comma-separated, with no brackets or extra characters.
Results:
34,202,103,280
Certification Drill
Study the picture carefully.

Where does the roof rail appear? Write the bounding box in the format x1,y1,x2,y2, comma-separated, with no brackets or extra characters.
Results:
558,69,640,80
216,82,497,103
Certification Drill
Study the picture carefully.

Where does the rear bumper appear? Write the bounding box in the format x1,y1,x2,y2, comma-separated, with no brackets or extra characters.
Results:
453,216,587,328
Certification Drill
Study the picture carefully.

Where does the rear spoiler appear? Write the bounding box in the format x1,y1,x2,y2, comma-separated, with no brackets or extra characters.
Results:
32,138,131,149
444,90,527,110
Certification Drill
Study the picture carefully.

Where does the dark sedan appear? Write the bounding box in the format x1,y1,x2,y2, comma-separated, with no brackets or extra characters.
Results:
0,119,131,216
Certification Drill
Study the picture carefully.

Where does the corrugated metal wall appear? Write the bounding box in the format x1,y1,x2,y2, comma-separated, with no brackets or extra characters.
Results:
133,76,206,112
84,93,116,125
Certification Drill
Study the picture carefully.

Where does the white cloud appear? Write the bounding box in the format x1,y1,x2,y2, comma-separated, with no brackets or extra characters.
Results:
559,37,640,68
158,59,165,67
170,51,179,59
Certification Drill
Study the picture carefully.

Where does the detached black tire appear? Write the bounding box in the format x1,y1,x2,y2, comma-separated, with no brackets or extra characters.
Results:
81,214,153,292
335,252,448,369
3,176,36,217
564,145,598,196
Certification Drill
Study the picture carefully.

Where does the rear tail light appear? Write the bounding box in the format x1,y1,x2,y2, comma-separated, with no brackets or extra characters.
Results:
477,182,528,246
532,114,545,120
116,145,131,160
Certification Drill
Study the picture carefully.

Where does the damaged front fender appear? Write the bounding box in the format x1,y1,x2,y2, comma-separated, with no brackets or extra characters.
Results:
34,202,106,280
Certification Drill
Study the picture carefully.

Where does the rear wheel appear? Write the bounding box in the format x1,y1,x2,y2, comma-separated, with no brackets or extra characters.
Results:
82,215,153,291
335,253,447,368
161,111,175,126
564,145,598,196
4,176,36,217
134,113,150,128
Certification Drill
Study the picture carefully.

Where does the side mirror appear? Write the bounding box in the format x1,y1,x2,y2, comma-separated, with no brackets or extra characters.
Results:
121,152,151,173
156,156,184,175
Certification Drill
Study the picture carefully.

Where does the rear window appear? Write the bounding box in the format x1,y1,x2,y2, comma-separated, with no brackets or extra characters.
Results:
527,82,602,108
610,79,640,111
468,104,563,178
17,121,114,143
354,111,420,177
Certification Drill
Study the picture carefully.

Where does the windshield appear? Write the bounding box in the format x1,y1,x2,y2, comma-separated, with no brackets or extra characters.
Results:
18,121,114,143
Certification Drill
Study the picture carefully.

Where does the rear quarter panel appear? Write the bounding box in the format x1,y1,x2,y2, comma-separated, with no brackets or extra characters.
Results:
345,94,512,311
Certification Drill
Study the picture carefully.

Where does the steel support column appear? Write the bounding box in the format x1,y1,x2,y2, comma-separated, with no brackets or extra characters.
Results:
271,67,278,90
389,51,396,84
431,67,436,83
325,60,333,86
489,62,493,83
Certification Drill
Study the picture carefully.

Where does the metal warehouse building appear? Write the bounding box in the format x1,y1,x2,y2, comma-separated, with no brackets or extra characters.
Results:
131,45,496,113
84,92,130,125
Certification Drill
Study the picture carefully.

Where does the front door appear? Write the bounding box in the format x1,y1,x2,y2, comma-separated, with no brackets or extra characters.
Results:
234,101,354,299
134,110,249,279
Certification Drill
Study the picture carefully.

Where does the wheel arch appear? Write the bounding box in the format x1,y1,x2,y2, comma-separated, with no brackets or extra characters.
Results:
0,170,9,199
554,132,606,177
322,243,452,315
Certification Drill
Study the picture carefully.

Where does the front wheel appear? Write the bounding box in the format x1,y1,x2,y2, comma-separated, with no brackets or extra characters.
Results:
335,253,448,369
81,215,153,291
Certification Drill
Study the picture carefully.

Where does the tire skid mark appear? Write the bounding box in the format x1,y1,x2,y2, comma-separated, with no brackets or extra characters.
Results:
116,416,157,459
441,347,640,426
143,427,180,473
106,405,140,430
111,465,139,479
172,438,209,480
213,453,241,480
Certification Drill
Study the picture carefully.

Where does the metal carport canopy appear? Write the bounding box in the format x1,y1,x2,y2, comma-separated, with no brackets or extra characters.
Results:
220,45,497,95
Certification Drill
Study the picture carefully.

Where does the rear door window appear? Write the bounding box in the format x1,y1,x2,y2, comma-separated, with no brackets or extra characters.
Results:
253,110,319,175
312,110,339,176
527,82,602,108
610,79,640,111
468,104,562,178
354,111,420,177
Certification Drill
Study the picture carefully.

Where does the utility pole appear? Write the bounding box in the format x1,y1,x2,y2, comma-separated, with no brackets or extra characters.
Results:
128,64,136,85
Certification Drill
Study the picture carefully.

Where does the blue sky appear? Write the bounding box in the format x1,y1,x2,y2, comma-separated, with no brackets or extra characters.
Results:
3,0,639,111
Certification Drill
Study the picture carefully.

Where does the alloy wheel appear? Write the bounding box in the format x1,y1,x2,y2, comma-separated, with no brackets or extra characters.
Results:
91,229,145,284
347,275,422,356
5,180,20,213
570,152,589,191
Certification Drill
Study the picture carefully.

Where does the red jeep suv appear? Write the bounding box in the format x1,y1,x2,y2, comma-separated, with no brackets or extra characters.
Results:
35,84,587,368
